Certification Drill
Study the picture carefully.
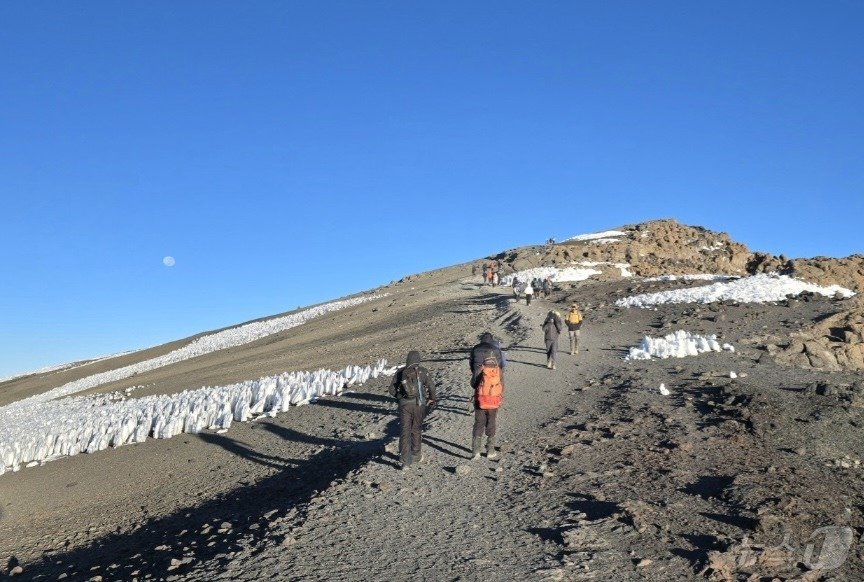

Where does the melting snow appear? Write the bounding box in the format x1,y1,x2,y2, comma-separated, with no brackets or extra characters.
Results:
626,330,735,360
616,274,854,308
0,360,388,476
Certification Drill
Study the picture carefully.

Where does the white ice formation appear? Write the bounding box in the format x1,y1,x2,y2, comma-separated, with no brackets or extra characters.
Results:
12,294,385,406
626,330,734,361
659,383,670,396
0,360,388,476
616,274,854,308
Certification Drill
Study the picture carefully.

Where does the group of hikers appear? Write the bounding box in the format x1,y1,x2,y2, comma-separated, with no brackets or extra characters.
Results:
389,295,584,470
511,276,553,305
477,261,501,286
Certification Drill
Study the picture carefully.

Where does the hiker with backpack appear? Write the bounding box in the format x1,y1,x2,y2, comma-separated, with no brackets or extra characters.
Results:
469,332,506,460
542,277,552,298
389,351,437,470
542,310,563,369
565,303,584,356
524,281,534,305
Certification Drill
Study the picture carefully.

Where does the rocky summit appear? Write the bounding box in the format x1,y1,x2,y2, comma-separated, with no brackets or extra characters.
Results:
1,219,863,581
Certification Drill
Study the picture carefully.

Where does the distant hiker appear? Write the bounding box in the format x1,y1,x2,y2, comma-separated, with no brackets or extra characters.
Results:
389,351,437,470
565,302,584,356
472,264,478,277
524,281,534,305
482,263,489,285
492,271,500,286
469,332,506,460
542,310,563,369
542,277,552,298
512,277,521,297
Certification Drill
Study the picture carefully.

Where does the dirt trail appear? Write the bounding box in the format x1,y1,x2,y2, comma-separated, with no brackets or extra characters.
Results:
179,284,601,581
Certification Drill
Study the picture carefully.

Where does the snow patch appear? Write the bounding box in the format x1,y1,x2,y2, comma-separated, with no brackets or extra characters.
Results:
617,274,854,308
10,294,386,406
626,330,734,360
643,274,739,282
0,360,388,476
564,230,627,243
501,266,601,286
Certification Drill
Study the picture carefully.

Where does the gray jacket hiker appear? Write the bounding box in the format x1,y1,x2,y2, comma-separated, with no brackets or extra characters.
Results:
389,351,436,469
542,311,563,369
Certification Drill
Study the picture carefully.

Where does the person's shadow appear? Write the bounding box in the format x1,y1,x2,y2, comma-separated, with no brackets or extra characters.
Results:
21,396,400,580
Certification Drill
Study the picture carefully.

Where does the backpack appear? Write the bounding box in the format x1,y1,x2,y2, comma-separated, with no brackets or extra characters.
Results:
399,366,423,400
475,358,503,410
566,309,583,325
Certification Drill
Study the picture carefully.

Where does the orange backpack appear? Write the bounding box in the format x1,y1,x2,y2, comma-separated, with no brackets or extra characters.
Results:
476,359,504,410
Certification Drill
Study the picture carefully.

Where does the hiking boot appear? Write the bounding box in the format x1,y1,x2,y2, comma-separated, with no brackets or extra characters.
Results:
486,437,499,460
471,437,482,460
551,362,556,370
416,453,424,463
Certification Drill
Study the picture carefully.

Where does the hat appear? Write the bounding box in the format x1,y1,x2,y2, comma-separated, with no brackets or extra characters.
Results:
571,303,579,308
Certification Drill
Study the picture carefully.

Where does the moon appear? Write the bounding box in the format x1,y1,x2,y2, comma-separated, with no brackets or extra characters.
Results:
162,256,176,267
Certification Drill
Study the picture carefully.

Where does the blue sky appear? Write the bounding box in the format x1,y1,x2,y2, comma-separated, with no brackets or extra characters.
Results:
1,1,862,378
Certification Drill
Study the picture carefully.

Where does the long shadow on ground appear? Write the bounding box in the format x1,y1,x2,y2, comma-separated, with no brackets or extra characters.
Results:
21,393,399,580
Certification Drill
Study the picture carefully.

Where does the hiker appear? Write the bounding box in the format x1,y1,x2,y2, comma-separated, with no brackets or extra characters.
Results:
542,277,552,298
469,332,506,460
542,310,563,369
524,281,534,305
389,351,437,470
492,270,500,286
565,302,584,356
481,263,489,285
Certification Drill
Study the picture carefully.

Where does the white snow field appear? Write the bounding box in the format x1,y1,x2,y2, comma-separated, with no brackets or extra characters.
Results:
616,273,854,308
0,360,388,476
564,229,628,243
501,265,602,286
627,330,735,361
643,274,739,282
502,261,635,287
9,294,385,406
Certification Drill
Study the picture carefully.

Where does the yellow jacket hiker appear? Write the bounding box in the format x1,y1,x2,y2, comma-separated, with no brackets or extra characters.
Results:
566,303,583,356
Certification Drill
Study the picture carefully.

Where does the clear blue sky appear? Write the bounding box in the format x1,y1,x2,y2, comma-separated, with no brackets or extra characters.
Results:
1,1,862,378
